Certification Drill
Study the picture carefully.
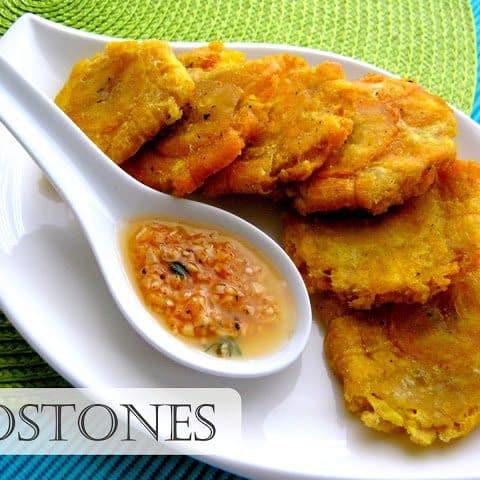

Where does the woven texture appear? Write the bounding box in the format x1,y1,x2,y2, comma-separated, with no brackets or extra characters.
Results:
0,0,477,112
0,456,242,480
0,0,478,479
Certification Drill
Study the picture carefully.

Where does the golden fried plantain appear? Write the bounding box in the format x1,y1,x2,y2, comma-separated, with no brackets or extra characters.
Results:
283,160,480,309
177,41,246,80
320,260,480,445
292,74,457,215
202,62,355,196
123,48,308,195
55,40,194,164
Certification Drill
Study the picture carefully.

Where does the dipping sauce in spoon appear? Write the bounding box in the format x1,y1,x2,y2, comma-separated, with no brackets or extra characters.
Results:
123,218,295,358
0,54,310,376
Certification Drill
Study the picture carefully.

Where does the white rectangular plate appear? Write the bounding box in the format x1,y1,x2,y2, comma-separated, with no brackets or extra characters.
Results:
0,14,479,480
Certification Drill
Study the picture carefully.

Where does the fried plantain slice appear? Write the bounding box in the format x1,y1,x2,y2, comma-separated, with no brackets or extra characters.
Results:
202,62,355,196
123,48,308,195
55,40,194,164
319,260,480,445
177,41,246,79
283,160,480,309
292,74,457,215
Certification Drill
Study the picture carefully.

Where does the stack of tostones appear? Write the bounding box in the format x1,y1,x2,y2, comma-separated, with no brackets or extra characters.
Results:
56,40,480,446
122,43,314,195
202,61,357,196
283,161,480,309
58,41,456,207
315,263,480,446
290,74,457,214
202,70,456,208
284,161,480,445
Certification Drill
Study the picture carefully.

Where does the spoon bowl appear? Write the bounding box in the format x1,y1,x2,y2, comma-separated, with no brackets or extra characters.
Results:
0,55,311,377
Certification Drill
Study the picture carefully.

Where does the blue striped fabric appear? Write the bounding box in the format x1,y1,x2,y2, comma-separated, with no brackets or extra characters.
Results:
0,456,244,479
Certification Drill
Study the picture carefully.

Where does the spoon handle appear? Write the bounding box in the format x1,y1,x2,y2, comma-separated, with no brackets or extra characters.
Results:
0,56,134,222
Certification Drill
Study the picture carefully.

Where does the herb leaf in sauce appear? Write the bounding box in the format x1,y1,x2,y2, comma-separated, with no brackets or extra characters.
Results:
205,336,242,357
169,261,189,278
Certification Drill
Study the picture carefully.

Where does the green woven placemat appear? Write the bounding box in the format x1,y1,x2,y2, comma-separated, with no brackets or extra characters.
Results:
0,0,477,385
0,312,69,387
0,0,476,112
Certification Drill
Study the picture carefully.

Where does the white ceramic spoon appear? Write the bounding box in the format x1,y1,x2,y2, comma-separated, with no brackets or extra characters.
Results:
0,55,311,378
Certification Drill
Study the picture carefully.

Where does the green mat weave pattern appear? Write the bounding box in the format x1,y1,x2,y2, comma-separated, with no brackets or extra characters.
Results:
0,313,68,387
0,0,477,112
